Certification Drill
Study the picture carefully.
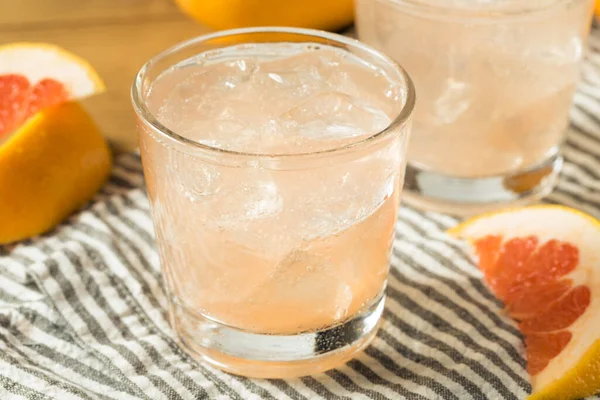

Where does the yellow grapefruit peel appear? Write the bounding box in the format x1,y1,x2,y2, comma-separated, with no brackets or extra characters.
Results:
0,102,111,243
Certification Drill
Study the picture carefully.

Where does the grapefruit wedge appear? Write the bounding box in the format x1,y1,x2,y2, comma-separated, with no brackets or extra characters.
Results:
450,205,600,400
0,43,110,243
0,42,105,138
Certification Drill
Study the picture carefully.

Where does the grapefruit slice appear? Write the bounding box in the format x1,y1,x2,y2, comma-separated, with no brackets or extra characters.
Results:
449,205,600,400
0,43,105,138
0,43,110,243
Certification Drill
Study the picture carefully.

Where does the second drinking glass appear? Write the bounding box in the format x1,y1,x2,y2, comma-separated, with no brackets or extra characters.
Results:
356,0,594,214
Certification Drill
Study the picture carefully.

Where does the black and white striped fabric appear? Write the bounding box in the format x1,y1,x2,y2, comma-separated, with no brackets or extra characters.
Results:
2,33,600,400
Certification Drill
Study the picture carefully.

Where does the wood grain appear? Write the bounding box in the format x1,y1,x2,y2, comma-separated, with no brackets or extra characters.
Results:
0,0,180,28
0,0,209,151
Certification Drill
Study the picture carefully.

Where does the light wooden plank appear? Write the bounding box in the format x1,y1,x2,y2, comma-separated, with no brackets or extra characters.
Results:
0,0,182,28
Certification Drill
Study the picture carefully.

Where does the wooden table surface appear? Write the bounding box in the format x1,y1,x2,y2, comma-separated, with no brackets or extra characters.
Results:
0,0,210,151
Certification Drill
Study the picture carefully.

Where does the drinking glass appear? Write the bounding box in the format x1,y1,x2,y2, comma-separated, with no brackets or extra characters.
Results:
356,0,594,214
132,27,415,378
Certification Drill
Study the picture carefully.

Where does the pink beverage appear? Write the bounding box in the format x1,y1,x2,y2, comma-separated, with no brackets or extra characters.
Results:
132,28,414,378
355,0,594,215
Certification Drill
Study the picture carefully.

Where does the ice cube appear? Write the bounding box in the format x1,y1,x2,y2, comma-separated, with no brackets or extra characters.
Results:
243,176,283,220
213,168,283,229
538,37,583,65
170,152,221,202
258,249,353,319
157,65,266,148
251,59,324,108
272,250,335,298
434,78,471,124
278,92,390,140
294,143,401,241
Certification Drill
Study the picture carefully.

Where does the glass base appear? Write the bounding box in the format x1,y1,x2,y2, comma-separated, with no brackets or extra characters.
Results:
170,293,385,378
402,153,562,216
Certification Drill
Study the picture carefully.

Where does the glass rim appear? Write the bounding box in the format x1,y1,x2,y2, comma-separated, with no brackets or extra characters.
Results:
131,26,415,160
385,0,584,17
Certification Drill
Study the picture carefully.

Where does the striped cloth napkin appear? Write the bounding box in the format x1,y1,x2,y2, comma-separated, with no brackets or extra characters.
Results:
2,33,600,400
